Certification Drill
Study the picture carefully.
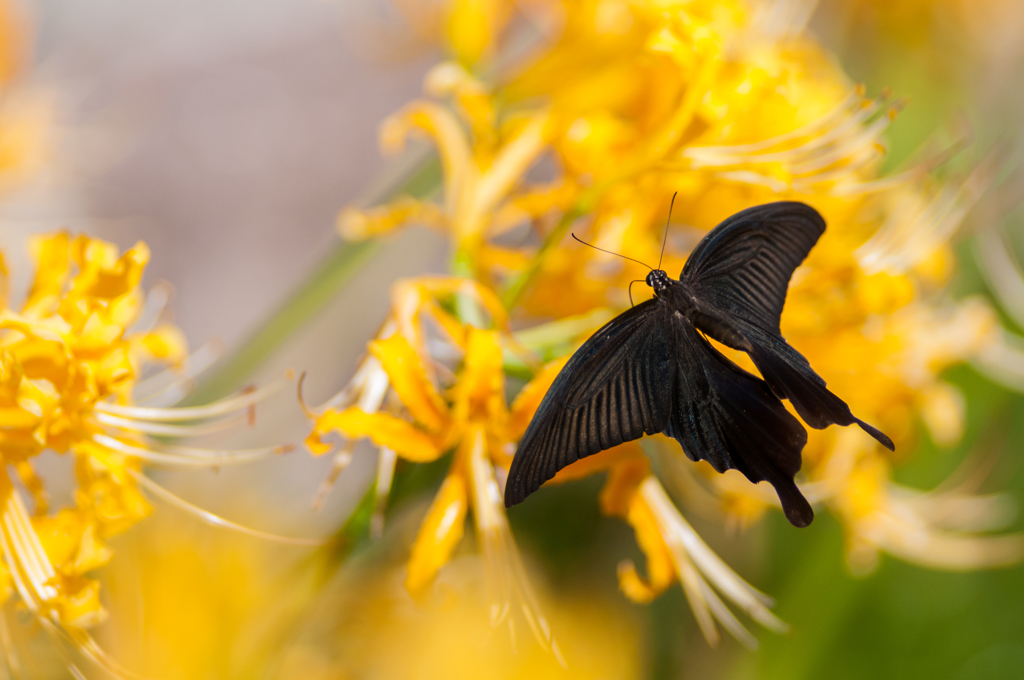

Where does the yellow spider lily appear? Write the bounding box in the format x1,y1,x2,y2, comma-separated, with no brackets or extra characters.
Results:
0,233,302,673
318,0,1024,652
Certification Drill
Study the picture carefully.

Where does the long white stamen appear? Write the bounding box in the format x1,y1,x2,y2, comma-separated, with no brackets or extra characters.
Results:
698,577,759,648
826,171,916,197
789,143,881,189
973,330,1024,393
0,523,43,612
93,412,247,437
133,341,224,406
790,112,891,175
95,381,284,421
468,430,563,664
640,477,786,645
865,507,1024,571
859,160,989,274
898,490,1015,533
976,230,1024,330
318,356,375,413
313,354,392,508
10,495,56,593
684,98,883,170
644,479,780,612
672,533,721,645
371,446,398,538
313,442,355,511
2,487,57,605
127,469,326,546
91,434,290,468
752,0,821,40
684,88,864,158
126,282,171,335
715,170,790,192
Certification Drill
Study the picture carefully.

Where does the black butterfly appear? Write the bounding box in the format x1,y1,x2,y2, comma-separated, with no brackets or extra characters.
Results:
503,201,894,527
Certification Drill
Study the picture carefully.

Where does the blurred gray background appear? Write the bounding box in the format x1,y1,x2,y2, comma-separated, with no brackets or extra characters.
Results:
5,0,450,533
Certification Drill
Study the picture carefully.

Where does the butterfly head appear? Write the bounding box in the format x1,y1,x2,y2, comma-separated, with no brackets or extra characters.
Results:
646,269,672,296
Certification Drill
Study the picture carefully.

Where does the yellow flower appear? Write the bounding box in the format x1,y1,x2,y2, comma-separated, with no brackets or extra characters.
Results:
325,0,1022,650
309,277,564,652
0,233,299,671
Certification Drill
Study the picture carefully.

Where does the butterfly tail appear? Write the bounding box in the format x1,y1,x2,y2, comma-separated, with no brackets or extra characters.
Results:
760,463,814,528
746,330,895,452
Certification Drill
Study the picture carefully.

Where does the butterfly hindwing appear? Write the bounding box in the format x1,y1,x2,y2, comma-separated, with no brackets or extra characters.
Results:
683,202,894,451
739,324,894,449
504,300,674,506
665,318,813,527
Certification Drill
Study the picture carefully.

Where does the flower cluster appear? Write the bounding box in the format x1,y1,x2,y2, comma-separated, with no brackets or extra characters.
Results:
317,0,1021,649
307,277,563,655
0,233,293,670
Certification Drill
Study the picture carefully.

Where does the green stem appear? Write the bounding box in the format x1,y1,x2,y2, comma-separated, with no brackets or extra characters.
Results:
500,204,583,309
499,181,608,310
186,239,381,404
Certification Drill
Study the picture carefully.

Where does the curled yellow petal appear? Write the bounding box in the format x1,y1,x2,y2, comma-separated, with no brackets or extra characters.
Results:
338,196,448,241
425,61,495,157
132,325,188,364
425,300,468,348
444,0,505,65
406,470,468,594
370,334,450,433
450,327,505,424
24,231,69,312
46,574,105,628
472,112,548,215
316,408,444,463
33,511,113,576
490,180,579,236
70,236,149,301
617,491,676,604
381,101,473,216
393,277,509,345
595,452,651,516
478,244,531,275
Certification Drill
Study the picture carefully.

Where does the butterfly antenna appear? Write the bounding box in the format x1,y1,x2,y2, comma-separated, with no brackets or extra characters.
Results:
657,192,677,271
571,233,653,270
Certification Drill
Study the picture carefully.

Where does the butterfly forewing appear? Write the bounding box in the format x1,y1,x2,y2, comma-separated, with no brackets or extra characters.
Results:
682,202,825,334
504,300,674,506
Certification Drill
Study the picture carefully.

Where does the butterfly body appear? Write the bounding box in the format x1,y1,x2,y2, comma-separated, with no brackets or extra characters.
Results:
505,202,894,528
657,273,756,353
